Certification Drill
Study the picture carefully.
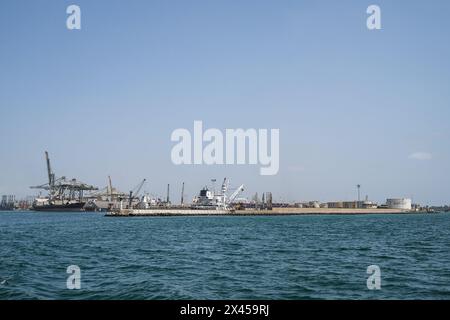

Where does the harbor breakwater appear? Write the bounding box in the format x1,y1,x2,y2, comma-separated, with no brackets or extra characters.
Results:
106,208,411,217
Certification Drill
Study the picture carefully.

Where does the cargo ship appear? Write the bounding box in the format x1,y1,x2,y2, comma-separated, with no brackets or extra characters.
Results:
31,198,86,212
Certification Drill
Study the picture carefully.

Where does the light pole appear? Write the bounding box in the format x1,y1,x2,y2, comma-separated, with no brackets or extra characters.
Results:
357,184,361,208
211,179,216,194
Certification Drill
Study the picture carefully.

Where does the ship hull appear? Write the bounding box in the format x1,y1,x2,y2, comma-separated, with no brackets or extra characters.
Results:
32,202,86,212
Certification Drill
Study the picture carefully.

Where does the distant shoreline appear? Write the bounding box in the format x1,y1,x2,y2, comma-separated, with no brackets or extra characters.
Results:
1,209,442,216
241,208,413,215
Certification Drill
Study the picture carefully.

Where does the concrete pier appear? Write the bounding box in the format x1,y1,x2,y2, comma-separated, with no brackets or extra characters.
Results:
106,207,412,217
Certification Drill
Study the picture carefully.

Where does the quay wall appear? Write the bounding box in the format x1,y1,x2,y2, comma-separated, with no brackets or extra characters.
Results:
107,208,411,217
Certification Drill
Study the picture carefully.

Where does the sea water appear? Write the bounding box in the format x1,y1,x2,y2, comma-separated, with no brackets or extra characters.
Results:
1,211,449,299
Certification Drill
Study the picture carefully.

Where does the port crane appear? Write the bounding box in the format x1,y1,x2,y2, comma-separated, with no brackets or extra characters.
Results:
228,184,245,204
128,179,146,207
216,178,245,209
108,176,113,201
221,178,229,194
30,151,98,203
220,178,244,205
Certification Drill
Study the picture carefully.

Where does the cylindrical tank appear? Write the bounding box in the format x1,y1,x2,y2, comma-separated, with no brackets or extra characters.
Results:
386,198,412,210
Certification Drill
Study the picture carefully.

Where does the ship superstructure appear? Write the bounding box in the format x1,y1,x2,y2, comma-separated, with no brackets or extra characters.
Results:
192,178,244,210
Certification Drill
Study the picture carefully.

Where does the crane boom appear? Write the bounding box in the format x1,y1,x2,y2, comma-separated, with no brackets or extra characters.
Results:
228,184,245,203
134,179,146,197
45,151,54,187
108,176,113,201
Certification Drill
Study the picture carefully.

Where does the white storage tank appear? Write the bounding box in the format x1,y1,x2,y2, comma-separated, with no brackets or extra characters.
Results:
386,198,412,210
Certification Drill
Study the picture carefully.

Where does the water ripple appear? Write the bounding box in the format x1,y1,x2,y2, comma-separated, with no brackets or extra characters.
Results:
1,212,450,299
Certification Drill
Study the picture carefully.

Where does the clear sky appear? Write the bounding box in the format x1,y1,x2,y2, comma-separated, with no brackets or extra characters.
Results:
1,0,449,205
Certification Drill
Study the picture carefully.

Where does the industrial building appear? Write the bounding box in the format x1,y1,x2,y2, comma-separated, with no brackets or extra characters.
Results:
343,201,358,209
294,201,320,208
386,198,412,210
327,201,344,209
0,195,16,210
326,199,378,209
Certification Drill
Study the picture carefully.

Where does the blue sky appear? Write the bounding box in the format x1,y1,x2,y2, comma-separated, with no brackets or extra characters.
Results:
1,0,449,205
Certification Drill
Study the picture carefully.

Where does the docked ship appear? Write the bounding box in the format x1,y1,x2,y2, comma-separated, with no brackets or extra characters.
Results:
32,198,87,212
108,178,244,216
30,152,98,212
